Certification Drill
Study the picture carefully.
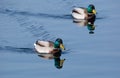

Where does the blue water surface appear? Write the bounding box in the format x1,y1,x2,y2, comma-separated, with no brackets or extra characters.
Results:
0,0,120,78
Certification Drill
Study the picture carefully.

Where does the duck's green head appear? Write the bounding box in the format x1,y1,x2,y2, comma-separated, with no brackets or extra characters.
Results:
54,38,65,50
87,4,96,14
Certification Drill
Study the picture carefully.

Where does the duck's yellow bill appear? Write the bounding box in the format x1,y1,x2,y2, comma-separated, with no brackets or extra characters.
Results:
60,44,65,50
92,9,96,14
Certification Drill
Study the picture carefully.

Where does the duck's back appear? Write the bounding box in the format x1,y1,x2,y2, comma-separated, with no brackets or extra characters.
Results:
34,44,54,53
34,40,54,53
72,7,88,20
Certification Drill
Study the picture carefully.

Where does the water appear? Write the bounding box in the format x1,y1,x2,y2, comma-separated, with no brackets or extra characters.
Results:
0,0,120,78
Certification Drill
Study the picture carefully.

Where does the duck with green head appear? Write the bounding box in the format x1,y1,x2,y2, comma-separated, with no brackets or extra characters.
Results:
34,38,65,54
72,4,96,20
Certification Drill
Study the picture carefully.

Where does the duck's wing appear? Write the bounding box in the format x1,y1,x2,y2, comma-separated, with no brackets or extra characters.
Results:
34,40,55,53
36,40,54,47
72,7,88,20
48,41,54,47
34,44,54,53
72,7,86,14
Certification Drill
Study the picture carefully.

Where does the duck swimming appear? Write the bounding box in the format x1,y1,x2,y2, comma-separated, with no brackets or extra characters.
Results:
72,4,96,20
34,38,65,54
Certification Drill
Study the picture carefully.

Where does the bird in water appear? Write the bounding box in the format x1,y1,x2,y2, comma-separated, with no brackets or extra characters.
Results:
72,4,96,20
34,38,65,54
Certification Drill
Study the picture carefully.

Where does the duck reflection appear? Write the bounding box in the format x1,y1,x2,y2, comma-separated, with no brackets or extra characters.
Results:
73,15,96,34
53,51,65,69
38,51,65,69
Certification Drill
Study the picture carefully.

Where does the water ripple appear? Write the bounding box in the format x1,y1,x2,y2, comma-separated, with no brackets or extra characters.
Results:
0,46,35,54
0,8,72,19
12,13,57,41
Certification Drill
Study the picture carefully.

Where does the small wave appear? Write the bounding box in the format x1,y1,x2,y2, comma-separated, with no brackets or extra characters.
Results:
96,17,106,20
15,17,56,41
0,46,35,54
0,8,72,19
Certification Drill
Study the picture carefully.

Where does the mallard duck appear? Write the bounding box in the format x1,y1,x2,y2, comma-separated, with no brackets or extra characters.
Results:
34,38,65,54
72,4,96,20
